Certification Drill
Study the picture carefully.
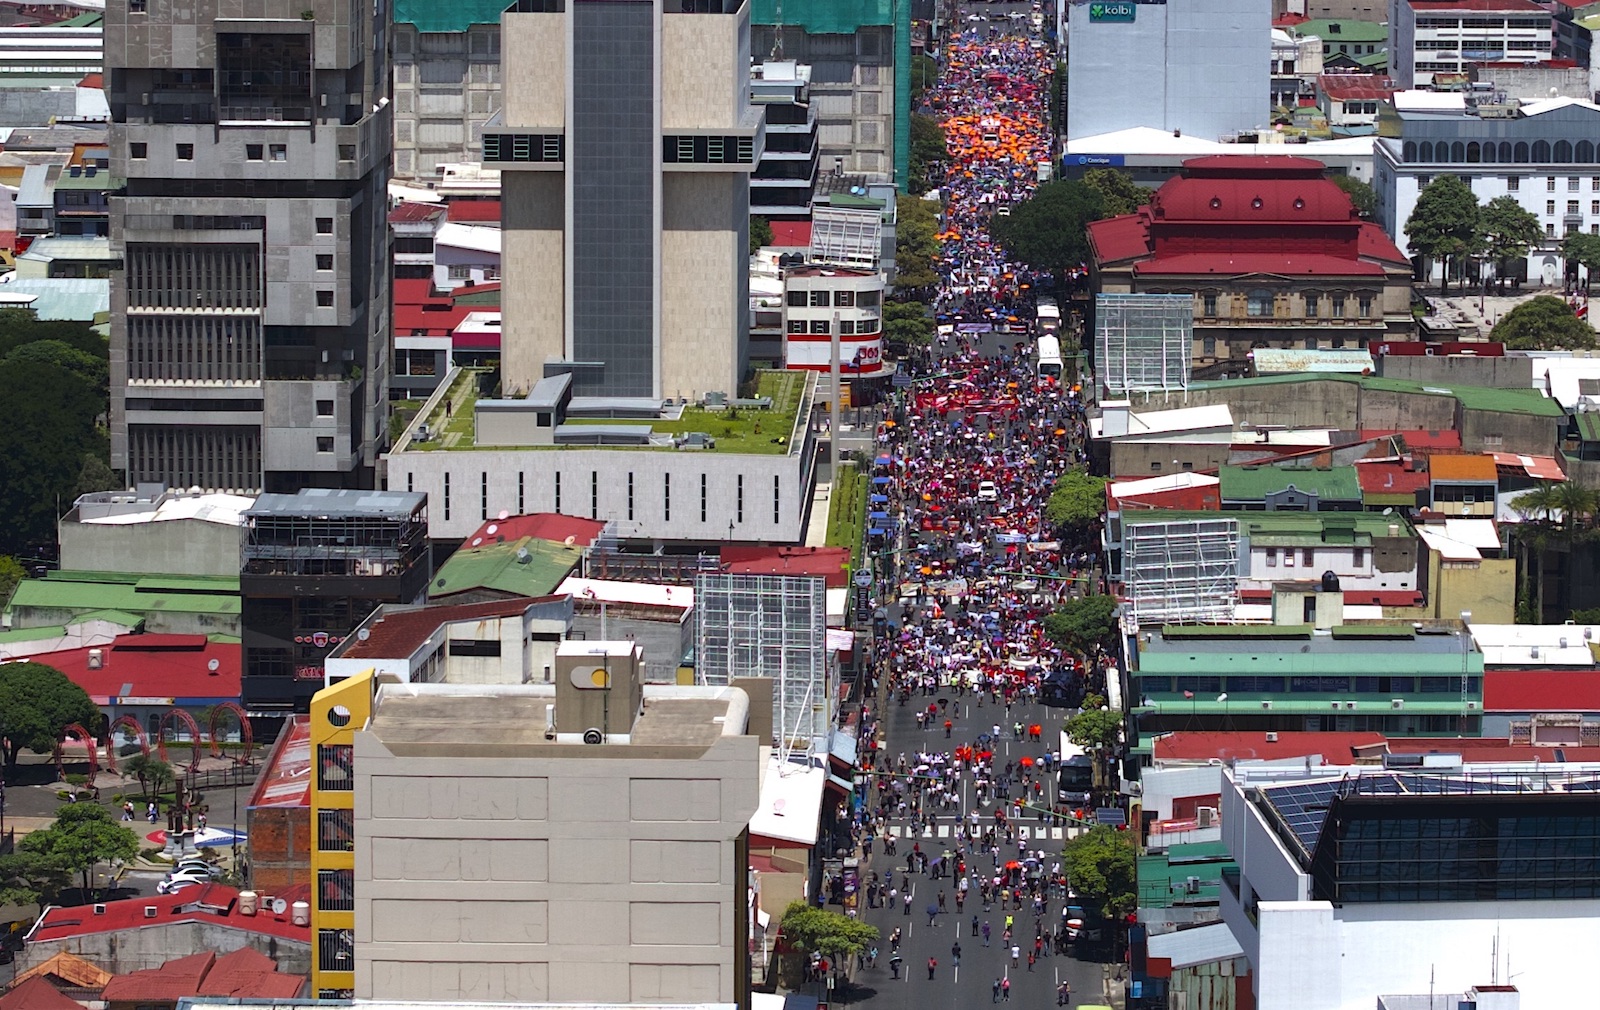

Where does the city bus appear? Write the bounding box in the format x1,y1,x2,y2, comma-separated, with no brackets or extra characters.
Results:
1036,333,1064,379
1035,295,1061,335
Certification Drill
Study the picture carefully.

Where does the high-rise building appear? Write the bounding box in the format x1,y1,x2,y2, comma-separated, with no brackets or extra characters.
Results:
106,0,392,494
1066,0,1269,143
390,0,507,181
487,0,760,400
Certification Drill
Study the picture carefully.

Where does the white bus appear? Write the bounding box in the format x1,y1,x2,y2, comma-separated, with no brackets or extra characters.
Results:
1036,333,1063,379
1035,295,1061,335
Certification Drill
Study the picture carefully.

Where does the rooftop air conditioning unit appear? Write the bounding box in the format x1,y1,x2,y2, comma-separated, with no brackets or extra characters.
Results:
1391,699,1405,709
1197,806,1218,828
143,906,158,919
1265,731,1279,742
1466,701,1480,710
1261,700,1273,710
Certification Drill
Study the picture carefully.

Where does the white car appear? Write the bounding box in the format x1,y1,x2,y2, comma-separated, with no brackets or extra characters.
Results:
156,867,221,894
977,480,999,501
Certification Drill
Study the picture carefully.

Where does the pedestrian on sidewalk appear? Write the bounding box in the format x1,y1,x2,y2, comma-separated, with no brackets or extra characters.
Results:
1027,951,1036,972
982,921,992,946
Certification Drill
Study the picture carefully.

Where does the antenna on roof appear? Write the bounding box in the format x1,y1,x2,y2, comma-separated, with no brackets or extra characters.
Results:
771,0,784,60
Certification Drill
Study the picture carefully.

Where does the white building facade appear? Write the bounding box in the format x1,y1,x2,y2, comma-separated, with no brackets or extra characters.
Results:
1388,0,1553,89
782,267,885,375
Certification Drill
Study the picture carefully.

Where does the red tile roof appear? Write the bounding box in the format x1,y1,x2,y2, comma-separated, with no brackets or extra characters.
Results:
388,201,447,225
1359,428,1463,449
1485,670,1600,712
1388,735,1600,761
247,715,312,809
101,947,305,1003
769,221,813,248
392,277,447,306
1319,74,1398,101
1354,458,1431,495
446,199,502,223
338,596,566,660
0,976,85,1010
1154,730,1386,763
721,545,854,587
1405,0,1545,9
102,951,213,1002
462,512,608,550
1134,252,1389,276
23,634,239,704
27,885,310,945
394,302,473,335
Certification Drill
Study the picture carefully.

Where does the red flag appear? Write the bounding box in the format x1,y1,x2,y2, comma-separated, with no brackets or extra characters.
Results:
1183,690,1195,700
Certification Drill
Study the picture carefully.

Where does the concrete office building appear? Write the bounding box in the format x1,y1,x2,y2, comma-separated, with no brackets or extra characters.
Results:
1388,0,1554,88
327,647,760,1003
105,0,391,493
390,0,506,181
1066,0,1271,143
485,0,760,401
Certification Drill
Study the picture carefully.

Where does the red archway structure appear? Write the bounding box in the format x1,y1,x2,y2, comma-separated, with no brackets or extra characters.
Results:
208,702,253,760
156,709,204,771
54,723,99,782
103,714,151,773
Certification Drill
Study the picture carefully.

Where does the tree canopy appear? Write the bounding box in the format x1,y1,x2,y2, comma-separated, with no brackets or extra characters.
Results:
0,555,23,610
0,850,70,913
1563,231,1600,295
0,662,102,779
1479,196,1542,290
908,113,947,195
989,179,1106,276
1405,175,1482,294
1043,594,1120,656
1330,173,1376,218
1062,825,1137,921
749,215,773,256
1044,468,1108,530
1065,704,1122,752
121,753,176,802
19,803,139,899
1489,295,1597,350
1081,168,1147,217
884,301,935,351
894,195,941,292
779,901,879,958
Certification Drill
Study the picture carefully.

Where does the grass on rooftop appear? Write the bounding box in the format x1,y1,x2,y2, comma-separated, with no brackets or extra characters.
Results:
826,463,869,569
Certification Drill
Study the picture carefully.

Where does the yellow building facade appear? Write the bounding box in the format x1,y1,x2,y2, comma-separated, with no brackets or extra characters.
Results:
307,671,375,999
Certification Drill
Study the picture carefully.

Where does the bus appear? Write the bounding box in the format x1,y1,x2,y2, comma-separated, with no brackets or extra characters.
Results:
1035,295,1061,335
1036,333,1063,379
1057,732,1093,805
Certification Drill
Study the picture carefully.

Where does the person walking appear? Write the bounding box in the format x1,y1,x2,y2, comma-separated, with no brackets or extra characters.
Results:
1056,982,1071,1006
951,941,962,967
927,956,938,980
1010,944,1020,968
1001,976,1012,1001
982,920,992,946
993,978,1003,1003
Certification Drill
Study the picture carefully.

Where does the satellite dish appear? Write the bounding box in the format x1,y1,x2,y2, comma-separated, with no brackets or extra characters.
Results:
486,524,498,535
497,510,510,520
472,537,483,546
207,658,220,672
772,798,787,816
271,897,289,915
564,535,577,546
358,628,370,641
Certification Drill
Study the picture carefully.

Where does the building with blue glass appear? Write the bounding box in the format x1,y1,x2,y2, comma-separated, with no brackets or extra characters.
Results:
491,0,762,402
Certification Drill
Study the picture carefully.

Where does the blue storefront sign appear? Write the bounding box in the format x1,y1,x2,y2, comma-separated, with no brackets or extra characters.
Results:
1088,1,1136,20
1065,154,1126,167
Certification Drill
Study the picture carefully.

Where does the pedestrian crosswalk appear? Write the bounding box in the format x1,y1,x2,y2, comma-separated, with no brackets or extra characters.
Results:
882,824,1083,841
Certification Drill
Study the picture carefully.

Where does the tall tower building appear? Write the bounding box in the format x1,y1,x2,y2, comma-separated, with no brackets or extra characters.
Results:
106,0,392,494
488,0,760,401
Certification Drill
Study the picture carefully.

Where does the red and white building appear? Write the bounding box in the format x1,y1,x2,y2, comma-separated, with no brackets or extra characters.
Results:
781,266,887,376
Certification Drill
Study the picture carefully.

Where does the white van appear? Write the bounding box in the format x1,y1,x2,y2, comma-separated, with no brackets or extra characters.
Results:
1036,334,1064,379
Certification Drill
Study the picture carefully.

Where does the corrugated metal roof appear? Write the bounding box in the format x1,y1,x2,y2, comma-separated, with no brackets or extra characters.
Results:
0,277,109,321
1147,923,1245,969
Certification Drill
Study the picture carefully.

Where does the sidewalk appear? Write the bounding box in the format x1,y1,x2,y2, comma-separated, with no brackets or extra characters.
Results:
804,481,833,548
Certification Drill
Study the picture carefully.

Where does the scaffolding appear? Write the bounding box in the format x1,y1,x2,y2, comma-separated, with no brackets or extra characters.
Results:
810,206,882,270
1123,517,1240,625
695,573,831,755
1095,293,1194,394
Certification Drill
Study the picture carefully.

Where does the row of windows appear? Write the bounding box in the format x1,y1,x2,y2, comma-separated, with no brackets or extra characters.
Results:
786,319,881,335
1263,547,1367,567
662,134,756,165
1147,676,1480,694
426,469,785,526
1415,15,1548,27
1404,139,1599,166
786,289,883,308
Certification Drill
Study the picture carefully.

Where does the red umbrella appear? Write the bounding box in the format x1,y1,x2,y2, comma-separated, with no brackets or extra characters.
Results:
1020,756,1034,767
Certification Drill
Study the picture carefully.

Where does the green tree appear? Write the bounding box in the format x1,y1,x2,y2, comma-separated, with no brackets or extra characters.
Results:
19,803,139,900
0,851,71,912
1043,467,1109,530
749,215,774,256
990,180,1106,277
910,53,938,106
1511,481,1561,523
1043,594,1120,655
0,662,102,780
1065,705,1122,752
908,114,948,195
120,753,175,803
1489,295,1597,350
0,309,106,361
1405,174,1482,294
1061,825,1137,921
1330,173,1376,218
76,452,122,496
884,301,935,351
1479,196,1541,291
1554,481,1598,528
894,196,941,292
778,900,879,959
0,555,23,610
1562,231,1600,295
0,360,110,554
1081,168,1146,217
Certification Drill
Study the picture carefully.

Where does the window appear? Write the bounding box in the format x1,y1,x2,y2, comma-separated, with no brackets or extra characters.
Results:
269,144,287,162
786,320,807,334
448,264,473,280
737,474,744,523
1247,289,1273,317
700,473,708,522
786,290,806,307
176,144,194,160
483,472,490,519
1548,200,1557,215
1303,548,1315,566
536,412,552,428
317,808,353,851
1507,176,1519,192
834,290,855,307
317,928,354,973
809,290,830,307
1202,293,1218,316
664,473,671,521
1358,295,1373,317
1593,178,1600,192
316,744,353,790
318,869,354,911
1150,461,1163,472
317,254,333,270
316,217,333,234
1548,223,1557,237
1202,336,1216,357
1570,200,1581,215
627,472,634,520
1353,547,1367,567
1549,177,1558,192
1332,294,1346,318
316,436,334,452
317,289,334,307
810,320,830,334
339,144,356,161
316,399,333,416
1572,177,1582,192
1591,202,1599,216
444,471,450,520
518,472,525,513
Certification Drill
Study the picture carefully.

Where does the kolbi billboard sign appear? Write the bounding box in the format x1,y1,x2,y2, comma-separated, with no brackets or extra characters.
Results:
1088,1,1136,21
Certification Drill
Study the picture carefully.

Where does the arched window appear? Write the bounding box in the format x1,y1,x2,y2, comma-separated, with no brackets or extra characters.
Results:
1420,141,1435,162
1514,142,1530,163
1403,141,1417,162
1555,140,1573,163
1451,142,1466,163
1247,289,1274,317
1578,140,1595,163
1467,142,1481,163
1533,140,1551,162
1499,142,1513,163
1302,290,1324,317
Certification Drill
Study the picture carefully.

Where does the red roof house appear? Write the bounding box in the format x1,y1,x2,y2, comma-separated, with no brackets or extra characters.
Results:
0,976,86,1010
444,199,502,224
720,545,854,587
459,512,608,551
22,634,240,705
100,948,305,1008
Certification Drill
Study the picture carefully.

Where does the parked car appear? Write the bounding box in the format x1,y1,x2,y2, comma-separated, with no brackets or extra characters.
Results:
156,867,221,894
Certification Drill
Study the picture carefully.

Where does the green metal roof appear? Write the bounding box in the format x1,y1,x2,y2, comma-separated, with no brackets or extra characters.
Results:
750,0,895,30
0,624,69,644
1187,373,1564,417
1137,851,1235,909
53,172,119,191
58,11,103,26
1293,18,1388,41
1353,51,1389,68
1162,624,1313,639
1168,841,1233,862
1219,465,1360,503
431,537,580,600
6,571,240,618
1577,412,1600,443
394,0,509,32
1122,508,1409,544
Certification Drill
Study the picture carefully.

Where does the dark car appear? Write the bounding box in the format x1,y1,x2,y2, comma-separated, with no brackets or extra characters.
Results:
1039,669,1085,708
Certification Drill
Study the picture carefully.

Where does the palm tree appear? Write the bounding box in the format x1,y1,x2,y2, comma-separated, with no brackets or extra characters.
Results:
1554,482,1597,530
121,753,174,803
1511,482,1561,523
